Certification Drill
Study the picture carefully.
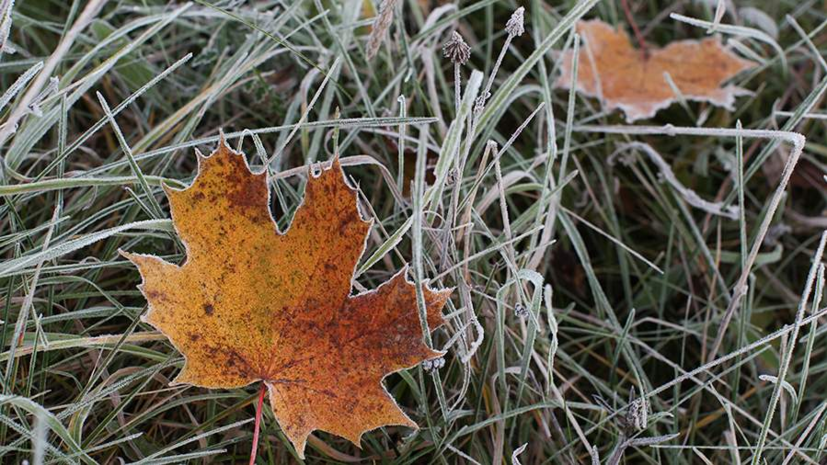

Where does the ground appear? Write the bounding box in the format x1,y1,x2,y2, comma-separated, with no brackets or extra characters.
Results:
0,0,826,464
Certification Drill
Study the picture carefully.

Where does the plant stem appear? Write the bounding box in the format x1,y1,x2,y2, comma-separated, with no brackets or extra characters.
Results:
620,0,648,58
454,63,461,115
481,34,512,109
249,383,267,465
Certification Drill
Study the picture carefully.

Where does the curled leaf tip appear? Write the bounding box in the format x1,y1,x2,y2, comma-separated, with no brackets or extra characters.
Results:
216,128,230,153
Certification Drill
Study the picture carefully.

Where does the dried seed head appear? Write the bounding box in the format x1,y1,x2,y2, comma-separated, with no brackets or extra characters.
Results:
443,31,471,65
506,7,525,37
625,390,649,432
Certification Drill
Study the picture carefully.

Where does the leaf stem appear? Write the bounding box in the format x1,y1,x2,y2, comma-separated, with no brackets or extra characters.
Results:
620,0,648,59
249,383,267,465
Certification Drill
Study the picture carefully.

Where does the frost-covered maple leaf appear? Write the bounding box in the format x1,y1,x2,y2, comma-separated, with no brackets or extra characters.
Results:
557,19,756,122
122,140,450,458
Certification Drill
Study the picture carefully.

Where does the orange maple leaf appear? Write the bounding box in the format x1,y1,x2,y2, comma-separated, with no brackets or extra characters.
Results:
121,140,450,458
556,19,756,122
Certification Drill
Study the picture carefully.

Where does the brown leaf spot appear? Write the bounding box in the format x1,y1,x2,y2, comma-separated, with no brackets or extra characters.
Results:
145,290,168,302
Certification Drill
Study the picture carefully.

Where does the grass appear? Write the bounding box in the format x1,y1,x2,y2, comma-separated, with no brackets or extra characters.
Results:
1,0,827,463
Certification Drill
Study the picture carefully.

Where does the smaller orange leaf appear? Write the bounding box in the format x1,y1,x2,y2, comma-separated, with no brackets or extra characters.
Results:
556,19,756,122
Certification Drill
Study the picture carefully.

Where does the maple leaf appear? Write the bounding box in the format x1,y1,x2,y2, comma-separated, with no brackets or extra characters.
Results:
121,140,450,458
556,19,756,122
